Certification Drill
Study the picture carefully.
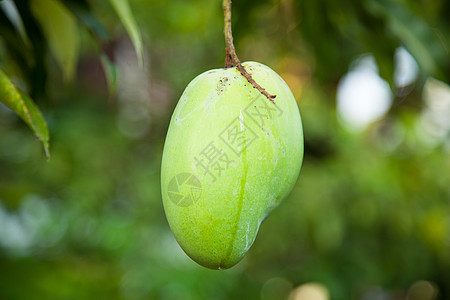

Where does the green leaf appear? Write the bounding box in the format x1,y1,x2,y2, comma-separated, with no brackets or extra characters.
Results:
109,0,144,67
30,0,80,81
0,69,50,160
0,0,31,47
64,0,110,42
100,54,118,97
367,0,446,78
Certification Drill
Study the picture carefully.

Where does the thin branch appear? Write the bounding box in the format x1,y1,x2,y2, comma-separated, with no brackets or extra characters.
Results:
222,0,276,103
223,0,234,69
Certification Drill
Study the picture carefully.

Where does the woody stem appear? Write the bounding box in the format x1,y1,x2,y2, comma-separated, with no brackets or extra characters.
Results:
222,0,276,103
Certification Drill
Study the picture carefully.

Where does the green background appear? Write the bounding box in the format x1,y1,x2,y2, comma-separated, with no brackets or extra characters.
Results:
0,0,449,299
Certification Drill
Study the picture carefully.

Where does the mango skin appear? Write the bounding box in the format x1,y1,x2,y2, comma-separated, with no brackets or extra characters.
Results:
161,61,303,269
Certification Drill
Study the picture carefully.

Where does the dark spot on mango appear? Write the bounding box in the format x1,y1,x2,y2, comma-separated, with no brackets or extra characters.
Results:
216,77,228,95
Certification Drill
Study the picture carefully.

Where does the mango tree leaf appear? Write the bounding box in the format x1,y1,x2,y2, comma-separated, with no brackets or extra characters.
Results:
0,0,31,47
63,1,118,97
367,0,446,79
100,54,118,97
109,0,144,67
30,0,79,81
64,0,110,42
0,69,50,160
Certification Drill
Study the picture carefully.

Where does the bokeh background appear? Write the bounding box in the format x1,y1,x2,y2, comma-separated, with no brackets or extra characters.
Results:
0,0,449,299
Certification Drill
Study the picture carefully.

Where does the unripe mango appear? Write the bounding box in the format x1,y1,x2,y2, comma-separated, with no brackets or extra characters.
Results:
161,61,303,269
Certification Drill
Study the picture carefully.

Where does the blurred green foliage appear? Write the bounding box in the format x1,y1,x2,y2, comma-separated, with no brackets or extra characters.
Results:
0,0,449,299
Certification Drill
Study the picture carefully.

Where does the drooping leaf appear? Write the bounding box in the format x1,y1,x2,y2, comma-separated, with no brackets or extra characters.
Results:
30,0,79,81
0,0,31,47
63,1,117,98
109,0,144,67
367,0,447,79
64,0,110,42
0,69,50,160
100,54,118,97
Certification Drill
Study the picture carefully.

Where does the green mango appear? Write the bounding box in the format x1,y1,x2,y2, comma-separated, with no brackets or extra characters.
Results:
161,61,303,269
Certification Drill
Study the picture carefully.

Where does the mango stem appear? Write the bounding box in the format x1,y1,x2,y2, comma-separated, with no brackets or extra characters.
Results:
222,0,276,104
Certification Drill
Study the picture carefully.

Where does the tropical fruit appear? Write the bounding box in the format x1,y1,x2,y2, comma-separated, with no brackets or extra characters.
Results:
161,61,303,269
